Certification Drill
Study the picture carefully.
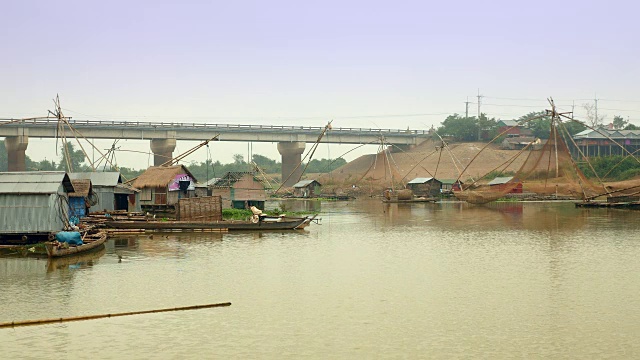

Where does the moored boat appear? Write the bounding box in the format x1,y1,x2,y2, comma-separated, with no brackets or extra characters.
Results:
45,231,108,258
105,215,318,231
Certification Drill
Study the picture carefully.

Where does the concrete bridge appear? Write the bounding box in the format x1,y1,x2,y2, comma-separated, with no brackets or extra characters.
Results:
1,118,430,185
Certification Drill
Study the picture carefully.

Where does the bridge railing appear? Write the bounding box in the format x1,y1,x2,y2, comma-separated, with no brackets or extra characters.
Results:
4,118,430,135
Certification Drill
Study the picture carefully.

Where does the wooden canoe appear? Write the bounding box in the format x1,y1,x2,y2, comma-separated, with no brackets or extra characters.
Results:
45,231,108,258
105,215,317,231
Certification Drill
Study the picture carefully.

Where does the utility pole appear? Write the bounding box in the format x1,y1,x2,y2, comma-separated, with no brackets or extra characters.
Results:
465,97,470,118
594,95,599,126
477,89,482,119
477,89,483,141
571,100,575,121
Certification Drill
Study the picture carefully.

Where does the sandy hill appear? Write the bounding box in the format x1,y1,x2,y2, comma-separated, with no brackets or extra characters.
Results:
317,139,527,191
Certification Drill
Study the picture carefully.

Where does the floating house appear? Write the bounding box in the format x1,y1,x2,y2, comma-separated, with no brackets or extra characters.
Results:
488,176,523,194
132,165,197,211
69,172,140,213
292,180,321,198
211,172,267,210
68,179,92,219
407,177,442,197
440,179,464,193
0,171,73,241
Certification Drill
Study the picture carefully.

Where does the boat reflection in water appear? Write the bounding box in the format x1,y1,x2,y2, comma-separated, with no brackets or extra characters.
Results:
46,246,106,273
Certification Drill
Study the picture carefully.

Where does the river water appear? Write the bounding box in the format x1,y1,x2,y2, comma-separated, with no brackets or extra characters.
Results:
1,200,639,359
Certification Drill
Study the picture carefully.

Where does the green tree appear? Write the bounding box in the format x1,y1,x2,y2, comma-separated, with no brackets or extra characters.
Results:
624,123,639,130
437,114,478,141
57,142,89,172
251,154,280,173
612,115,628,130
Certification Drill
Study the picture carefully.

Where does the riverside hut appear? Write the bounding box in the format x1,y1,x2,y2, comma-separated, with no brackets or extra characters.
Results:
132,165,198,211
407,177,442,197
69,172,140,213
211,172,267,210
0,171,73,242
292,180,321,198
68,179,92,219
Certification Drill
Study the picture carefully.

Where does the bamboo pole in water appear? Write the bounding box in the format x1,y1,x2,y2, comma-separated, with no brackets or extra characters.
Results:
0,302,232,329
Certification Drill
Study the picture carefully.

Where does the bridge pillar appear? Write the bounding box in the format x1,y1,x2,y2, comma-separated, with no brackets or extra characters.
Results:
277,142,306,187
5,135,29,171
150,138,176,166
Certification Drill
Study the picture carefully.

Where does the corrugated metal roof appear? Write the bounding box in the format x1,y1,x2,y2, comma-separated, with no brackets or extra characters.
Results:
69,172,122,186
440,179,463,185
0,172,73,194
407,177,434,184
293,180,321,188
488,176,513,185
499,120,519,127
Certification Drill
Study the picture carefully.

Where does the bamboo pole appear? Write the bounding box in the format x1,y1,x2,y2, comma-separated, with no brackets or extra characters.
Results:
0,302,231,329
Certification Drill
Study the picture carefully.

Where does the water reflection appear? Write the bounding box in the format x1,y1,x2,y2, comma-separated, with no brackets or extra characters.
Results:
46,247,106,273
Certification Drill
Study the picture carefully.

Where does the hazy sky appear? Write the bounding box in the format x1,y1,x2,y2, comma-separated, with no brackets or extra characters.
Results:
2,0,639,169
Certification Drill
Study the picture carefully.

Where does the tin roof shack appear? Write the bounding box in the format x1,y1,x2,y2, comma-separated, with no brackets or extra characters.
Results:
501,136,541,150
292,180,321,198
0,172,73,243
211,172,267,210
69,172,140,213
68,179,92,219
132,165,198,212
440,179,464,194
488,176,523,194
407,177,442,197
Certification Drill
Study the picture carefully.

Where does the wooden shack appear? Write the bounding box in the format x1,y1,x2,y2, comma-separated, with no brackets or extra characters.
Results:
292,180,321,198
132,165,198,211
440,179,464,194
407,177,442,197
68,179,92,219
211,172,267,210
0,171,74,242
69,172,140,213
488,176,523,194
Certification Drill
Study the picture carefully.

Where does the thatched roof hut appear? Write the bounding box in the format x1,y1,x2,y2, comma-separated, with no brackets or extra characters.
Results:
68,179,92,197
132,165,197,189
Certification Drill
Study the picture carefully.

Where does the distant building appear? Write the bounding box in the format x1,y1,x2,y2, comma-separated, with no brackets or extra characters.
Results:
497,120,533,137
69,172,140,213
132,165,197,211
407,177,442,197
501,136,540,150
0,171,73,238
292,180,322,198
440,179,464,193
211,172,267,210
488,176,522,194
573,128,640,158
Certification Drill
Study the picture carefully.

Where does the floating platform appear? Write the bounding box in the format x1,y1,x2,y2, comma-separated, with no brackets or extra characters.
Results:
575,201,640,209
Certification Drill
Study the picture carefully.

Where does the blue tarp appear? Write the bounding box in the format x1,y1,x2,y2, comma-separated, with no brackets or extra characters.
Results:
55,231,83,245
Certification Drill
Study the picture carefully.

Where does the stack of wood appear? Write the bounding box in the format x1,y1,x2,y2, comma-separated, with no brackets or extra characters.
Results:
176,196,222,222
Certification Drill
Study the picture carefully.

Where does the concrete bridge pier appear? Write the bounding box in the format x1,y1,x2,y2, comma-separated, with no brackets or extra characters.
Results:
150,138,176,166
5,135,29,171
277,142,306,187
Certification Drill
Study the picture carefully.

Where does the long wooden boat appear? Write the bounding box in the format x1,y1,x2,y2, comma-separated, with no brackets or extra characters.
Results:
575,201,640,209
105,215,318,231
382,197,437,204
45,231,108,258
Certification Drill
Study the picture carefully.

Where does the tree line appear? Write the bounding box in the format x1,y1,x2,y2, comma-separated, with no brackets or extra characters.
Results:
436,111,638,142
0,140,346,182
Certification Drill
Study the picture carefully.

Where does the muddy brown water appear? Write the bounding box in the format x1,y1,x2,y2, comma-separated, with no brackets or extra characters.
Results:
1,199,639,358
